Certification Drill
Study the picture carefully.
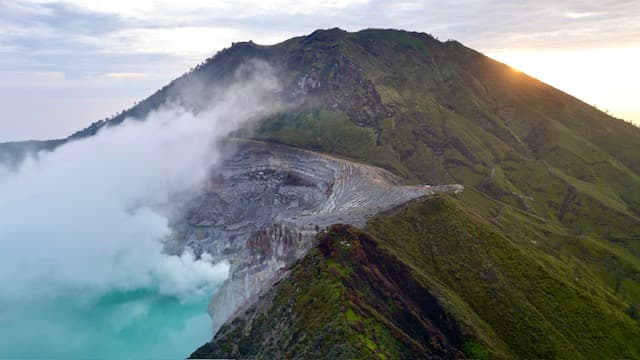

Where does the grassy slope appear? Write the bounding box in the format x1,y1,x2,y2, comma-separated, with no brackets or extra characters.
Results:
195,193,640,359
250,29,640,232
224,29,640,358
192,223,495,359
247,29,640,319
367,194,640,358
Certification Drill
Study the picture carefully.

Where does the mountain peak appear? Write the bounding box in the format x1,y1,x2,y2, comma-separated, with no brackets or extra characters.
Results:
3,27,640,359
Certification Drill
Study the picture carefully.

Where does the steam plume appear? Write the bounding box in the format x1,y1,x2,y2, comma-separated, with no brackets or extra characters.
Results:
0,60,281,357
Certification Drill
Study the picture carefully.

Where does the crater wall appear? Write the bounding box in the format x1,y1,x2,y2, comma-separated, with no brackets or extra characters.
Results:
169,140,463,333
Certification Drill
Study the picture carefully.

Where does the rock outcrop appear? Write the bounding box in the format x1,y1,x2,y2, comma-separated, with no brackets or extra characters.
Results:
191,224,469,359
169,140,463,333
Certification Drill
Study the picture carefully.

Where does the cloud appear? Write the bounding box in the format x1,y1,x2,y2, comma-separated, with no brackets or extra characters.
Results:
0,60,280,297
96,26,246,59
0,0,639,139
0,60,282,357
0,70,171,141
105,72,148,79
565,12,597,19
2,0,637,78
26,0,371,20
5,0,640,63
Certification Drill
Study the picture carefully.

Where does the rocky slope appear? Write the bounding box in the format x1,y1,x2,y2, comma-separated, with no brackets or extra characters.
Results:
168,139,462,333
192,224,472,359
195,195,640,359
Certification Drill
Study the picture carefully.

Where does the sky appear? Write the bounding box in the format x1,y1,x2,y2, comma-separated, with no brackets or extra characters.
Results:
1,0,639,141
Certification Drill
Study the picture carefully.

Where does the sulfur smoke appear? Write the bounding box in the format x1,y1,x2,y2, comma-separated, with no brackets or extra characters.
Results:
0,60,281,358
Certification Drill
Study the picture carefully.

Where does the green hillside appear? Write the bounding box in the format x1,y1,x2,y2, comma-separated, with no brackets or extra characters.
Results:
368,193,640,358
187,28,640,358
194,194,640,358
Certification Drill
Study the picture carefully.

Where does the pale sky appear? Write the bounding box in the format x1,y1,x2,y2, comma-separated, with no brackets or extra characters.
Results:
1,0,639,141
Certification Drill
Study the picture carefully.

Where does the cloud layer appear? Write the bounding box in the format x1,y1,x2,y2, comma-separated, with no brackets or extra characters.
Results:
0,0,638,139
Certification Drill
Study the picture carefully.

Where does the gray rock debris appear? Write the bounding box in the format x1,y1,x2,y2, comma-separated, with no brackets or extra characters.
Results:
296,73,321,95
168,140,463,334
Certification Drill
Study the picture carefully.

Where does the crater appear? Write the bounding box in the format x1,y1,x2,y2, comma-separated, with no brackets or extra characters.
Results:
167,140,463,334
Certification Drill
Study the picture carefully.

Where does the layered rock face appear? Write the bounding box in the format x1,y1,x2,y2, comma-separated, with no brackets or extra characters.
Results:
192,224,469,359
169,140,463,333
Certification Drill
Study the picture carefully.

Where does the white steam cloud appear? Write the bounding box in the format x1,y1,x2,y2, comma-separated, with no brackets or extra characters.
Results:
0,60,281,357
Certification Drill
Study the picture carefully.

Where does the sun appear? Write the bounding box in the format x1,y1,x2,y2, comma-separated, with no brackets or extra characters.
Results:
489,46,640,123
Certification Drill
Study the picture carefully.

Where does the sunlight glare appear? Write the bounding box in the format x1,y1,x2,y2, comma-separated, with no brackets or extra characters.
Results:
490,46,640,125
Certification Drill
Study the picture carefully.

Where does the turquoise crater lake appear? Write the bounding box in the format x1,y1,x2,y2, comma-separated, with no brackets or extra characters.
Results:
0,288,217,359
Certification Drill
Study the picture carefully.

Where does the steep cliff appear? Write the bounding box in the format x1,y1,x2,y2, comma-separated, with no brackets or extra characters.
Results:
195,195,640,359
192,224,473,359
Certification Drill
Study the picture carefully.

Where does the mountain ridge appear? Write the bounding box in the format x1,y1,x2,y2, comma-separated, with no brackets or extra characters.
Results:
2,28,640,359
192,28,640,358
